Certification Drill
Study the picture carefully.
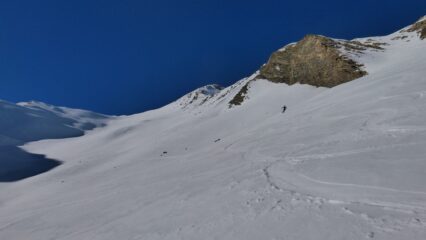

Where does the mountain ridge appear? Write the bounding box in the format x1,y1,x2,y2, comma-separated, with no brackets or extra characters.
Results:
225,16,425,107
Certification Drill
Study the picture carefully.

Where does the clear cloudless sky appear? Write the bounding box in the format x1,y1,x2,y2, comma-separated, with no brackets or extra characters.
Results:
0,0,425,115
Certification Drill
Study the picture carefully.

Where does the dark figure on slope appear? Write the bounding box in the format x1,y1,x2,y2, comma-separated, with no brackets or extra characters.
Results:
282,105,287,113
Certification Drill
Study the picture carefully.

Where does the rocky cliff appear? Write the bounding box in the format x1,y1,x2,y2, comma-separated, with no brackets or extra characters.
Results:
256,35,368,88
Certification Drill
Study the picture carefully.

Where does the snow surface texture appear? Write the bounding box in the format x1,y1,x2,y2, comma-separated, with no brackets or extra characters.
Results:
0,100,110,181
1,19,426,239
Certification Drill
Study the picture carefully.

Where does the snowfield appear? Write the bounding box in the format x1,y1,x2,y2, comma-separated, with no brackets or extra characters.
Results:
1,19,426,239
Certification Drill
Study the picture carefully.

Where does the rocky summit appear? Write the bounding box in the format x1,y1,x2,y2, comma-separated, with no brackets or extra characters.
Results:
256,34,367,88
228,34,384,106
227,16,426,107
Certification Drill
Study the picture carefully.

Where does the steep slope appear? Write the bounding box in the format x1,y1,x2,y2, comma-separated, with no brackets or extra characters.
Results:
1,16,426,240
406,15,426,39
0,100,110,181
229,16,424,107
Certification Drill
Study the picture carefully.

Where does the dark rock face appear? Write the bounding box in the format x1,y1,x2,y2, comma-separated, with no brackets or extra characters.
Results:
256,35,367,88
407,17,426,39
228,82,249,106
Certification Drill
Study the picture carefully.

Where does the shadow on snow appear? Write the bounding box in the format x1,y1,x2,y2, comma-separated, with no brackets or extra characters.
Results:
0,146,61,182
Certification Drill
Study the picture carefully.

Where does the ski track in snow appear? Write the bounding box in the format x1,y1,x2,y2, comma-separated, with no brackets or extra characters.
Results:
295,172,426,197
224,139,426,239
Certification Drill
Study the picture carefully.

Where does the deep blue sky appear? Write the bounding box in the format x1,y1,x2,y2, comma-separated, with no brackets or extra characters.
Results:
0,0,425,115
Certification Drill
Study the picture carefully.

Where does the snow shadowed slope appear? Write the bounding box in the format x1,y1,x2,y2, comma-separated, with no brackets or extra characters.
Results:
1,17,426,240
0,100,110,181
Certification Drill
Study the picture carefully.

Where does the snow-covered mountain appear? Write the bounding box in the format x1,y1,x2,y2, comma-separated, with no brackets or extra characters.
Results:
0,100,109,146
176,84,224,110
0,100,110,181
1,16,426,240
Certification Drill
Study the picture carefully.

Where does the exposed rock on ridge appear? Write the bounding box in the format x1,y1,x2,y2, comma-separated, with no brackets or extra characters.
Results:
406,16,426,39
256,35,367,88
228,16,426,107
228,82,249,106
228,35,374,106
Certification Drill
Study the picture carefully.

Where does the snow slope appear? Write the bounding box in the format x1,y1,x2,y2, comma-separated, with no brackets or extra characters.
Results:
0,100,110,181
1,18,426,240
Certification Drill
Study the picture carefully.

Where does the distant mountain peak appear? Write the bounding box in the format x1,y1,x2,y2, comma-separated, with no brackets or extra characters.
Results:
177,84,224,109
197,84,224,97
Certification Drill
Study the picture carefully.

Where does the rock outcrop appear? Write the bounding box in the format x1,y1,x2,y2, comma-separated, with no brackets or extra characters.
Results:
228,35,372,106
228,82,249,106
406,16,426,39
256,35,367,88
